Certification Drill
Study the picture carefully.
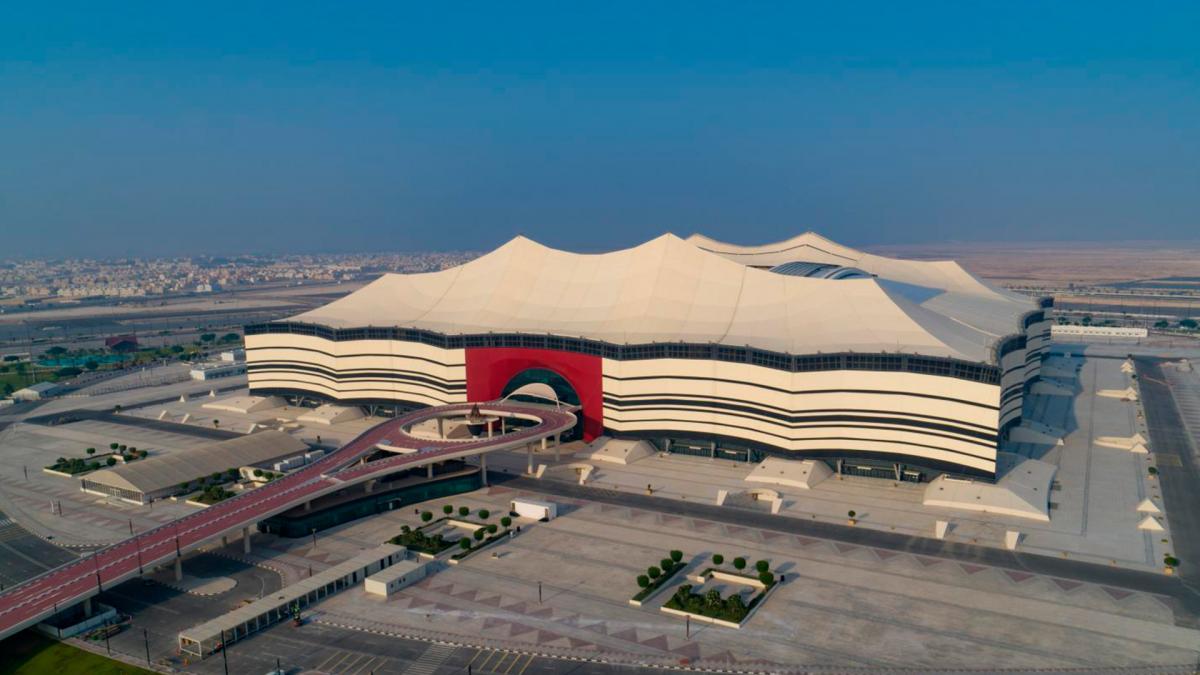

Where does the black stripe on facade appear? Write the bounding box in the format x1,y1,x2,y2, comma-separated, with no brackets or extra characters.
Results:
605,416,994,465
246,378,455,405
602,395,997,444
606,391,997,433
601,374,1000,411
248,363,465,394
246,322,1001,385
245,344,465,370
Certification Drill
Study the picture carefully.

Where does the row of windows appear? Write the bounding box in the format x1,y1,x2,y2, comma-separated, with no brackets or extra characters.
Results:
245,322,1001,384
995,334,1027,360
1023,311,1046,330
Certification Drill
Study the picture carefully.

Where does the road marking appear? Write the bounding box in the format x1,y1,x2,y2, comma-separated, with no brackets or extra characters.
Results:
336,653,366,673
513,654,535,675
348,656,382,675
316,649,350,672
402,643,455,675
475,649,499,670
502,652,530,675
466,647,484,666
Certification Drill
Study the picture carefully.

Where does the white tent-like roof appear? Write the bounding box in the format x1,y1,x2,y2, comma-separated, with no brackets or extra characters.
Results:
289,233,1031,364
687,232,1038,340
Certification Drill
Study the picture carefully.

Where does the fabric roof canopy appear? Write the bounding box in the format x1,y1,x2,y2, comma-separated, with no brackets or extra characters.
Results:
290,233,1036,364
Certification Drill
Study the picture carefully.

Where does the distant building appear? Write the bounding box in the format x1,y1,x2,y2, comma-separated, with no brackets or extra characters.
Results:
189,361,247,381
220,348,246,362
104,335,139,352
12,382,63,401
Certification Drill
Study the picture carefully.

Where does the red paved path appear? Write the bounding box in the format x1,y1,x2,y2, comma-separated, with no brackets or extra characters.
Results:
0,401,575,639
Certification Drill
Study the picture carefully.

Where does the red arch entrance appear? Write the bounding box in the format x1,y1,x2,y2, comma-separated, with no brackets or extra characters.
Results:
464,348,603,441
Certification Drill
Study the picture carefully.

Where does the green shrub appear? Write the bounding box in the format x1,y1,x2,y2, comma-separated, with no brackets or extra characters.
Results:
460,538,472,550
759,570,775,586
86,448,96,456
478,509,490,520
443,504,454,515
660,558,674,572
487,524,498,534
253,469,263,477
458,506,470,517
421,511,433,522
848,509,856,519
647,566,661,579
473,529,485,541
110,443,119,450
1164,555,1180,567
712,553,724,565
637,575,650,588
500,516,512,528
755,560,769,573
733,557,746,571
106,457,116,466
670,550,683,563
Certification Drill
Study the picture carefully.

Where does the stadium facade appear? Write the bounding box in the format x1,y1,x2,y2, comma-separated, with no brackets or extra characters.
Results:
245,233,1051,480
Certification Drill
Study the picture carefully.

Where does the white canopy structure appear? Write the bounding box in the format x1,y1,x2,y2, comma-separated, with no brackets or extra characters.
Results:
290,233,1031,363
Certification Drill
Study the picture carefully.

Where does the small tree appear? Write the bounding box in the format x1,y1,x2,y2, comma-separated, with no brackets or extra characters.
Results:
443,504,454,515
118,444,127,452
759,570,775,586
660,558,674,572
647,566,661,579
109,443,119,451
1164,555,1180,568
421,511,433,522
473,528,485,541
86,448,96,456
755,560,769,574
179,482,190,491
478,509,490,520
106,456,117,466
458,506,470,517
213,419,220,429
487,524,498,534
669,550,683,563
1148,466,1159,475
210,472,221,482
712,553,724,566
253,469,264,477
500,516,512,528
637,574,650,588
733,557,746,571
848,509,857,519
460,538,472,551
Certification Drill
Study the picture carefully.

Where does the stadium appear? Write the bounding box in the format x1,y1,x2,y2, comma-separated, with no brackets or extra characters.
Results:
245,232,1052,480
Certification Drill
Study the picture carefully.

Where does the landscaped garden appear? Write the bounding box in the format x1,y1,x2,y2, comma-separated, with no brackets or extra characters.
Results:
193,484,238,505
630,549,687,604
659,553,779,626
389,505,514,559
44,443,148,476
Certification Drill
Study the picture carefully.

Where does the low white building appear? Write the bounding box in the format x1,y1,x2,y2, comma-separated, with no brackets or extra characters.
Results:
220,348,246,362
12,382,63,401
189,361,247,381
364,557,430,597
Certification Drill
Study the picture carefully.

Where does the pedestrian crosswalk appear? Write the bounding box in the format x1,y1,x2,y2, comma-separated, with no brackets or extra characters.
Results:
402,643,456,675
467,648,535,675
313,648,390,674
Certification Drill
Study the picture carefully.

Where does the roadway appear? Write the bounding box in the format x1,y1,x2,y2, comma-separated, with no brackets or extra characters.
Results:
0,401,576,640
1134,358,1200,583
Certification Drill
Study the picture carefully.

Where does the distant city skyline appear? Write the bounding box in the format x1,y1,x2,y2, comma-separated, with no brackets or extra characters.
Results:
2,2,1197,258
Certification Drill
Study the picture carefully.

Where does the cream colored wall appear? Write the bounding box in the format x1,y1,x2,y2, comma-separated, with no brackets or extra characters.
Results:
245,333,467,407
602,358,1000,474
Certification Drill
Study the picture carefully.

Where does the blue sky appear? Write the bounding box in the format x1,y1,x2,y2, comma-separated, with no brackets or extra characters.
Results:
1,2,1197,257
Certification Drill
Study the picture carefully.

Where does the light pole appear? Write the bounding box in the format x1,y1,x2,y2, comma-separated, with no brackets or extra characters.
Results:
220,628,230,675
143,628,151,666
538,581,542,604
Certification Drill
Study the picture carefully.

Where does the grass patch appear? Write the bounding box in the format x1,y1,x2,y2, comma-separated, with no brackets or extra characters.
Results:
664,584,754,623
193,485,237,505
0,630,155,675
